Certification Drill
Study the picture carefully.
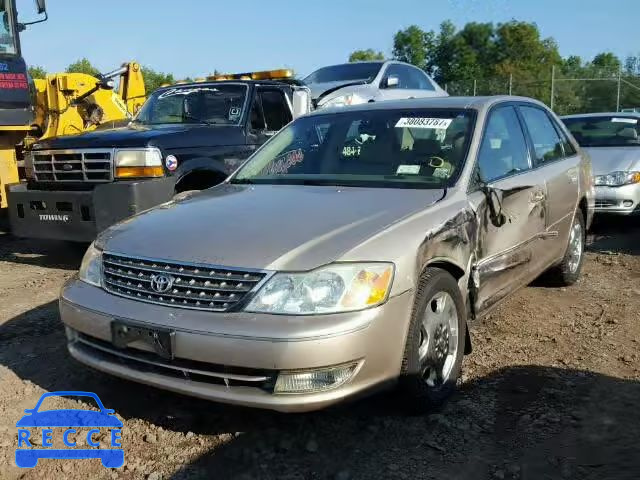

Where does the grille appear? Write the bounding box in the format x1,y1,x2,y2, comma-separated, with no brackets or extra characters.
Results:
102,252,268,311
32,149,113,183
595,200,617,208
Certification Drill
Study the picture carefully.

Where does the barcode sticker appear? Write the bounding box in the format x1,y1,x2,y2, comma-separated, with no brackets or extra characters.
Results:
395,117,453,129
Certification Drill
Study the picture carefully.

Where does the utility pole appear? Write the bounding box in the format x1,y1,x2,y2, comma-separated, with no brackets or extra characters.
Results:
550,66,555,111
509,73,513,95
616,67,622,112
473,79,477,96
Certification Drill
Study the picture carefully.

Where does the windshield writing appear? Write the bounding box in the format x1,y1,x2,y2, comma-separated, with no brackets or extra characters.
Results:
232,108,474,189
134,84,247,126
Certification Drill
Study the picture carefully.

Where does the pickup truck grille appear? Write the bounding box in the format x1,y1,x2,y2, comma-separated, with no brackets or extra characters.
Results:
102,253,268,312
32,149,113,183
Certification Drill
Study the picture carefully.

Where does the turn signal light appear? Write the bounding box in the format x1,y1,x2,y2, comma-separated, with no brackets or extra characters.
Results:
115,166,164,178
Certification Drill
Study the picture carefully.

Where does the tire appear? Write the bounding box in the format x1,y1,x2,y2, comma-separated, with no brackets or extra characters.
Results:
545,210,585,286
398,267,466,413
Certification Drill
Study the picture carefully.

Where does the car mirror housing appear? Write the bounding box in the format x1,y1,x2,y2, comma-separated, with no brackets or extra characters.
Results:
385,75,399,89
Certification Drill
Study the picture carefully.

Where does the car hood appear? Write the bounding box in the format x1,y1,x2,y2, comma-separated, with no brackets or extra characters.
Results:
33,123,247,150
306,80,368,101
582,147,640,175
99,184,444,271
16,410,122,428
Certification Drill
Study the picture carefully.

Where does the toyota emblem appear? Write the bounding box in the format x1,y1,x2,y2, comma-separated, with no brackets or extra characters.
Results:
150,274,174,293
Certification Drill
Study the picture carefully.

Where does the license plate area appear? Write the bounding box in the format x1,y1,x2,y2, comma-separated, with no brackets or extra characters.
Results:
111,320,175,360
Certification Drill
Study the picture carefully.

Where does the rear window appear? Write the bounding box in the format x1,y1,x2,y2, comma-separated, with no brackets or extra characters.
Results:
562,116,640,147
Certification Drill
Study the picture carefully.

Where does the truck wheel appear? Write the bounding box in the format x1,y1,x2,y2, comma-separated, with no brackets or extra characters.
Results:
545,210,585,286
398,267,466,413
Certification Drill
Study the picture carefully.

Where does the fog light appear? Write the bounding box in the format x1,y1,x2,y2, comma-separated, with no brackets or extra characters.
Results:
623,200,633,207
274,362,360,394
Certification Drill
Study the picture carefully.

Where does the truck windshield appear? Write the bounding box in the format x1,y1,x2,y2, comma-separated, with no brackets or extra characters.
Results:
303,63,383,84
562,116,640,147
0,0,18,55
133,84,248,126
231,108,475,189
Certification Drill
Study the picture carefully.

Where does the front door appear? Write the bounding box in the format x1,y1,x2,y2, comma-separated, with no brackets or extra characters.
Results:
469,105,549,314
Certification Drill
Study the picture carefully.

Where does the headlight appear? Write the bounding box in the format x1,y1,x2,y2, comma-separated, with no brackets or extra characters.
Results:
78,242,103,287
114,148,164,178
246,263,394,315
593,171,640,187
320,93,366,109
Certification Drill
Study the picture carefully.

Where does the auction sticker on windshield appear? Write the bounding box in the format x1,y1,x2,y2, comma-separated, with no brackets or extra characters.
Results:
611,117,638,124
395,117,453,129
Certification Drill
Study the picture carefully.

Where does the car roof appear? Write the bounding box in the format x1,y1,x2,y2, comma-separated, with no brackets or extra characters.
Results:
306,95,548,117
561,112,640,119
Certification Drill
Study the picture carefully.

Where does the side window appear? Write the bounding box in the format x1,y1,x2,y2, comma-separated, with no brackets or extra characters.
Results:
383,65,411,89
259,89,292,131
519,106,564,164
249,95,266,130
477,106,531,183
405,66,435,90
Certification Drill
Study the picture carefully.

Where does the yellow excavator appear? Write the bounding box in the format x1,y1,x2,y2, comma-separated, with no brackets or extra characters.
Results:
30,62,146,145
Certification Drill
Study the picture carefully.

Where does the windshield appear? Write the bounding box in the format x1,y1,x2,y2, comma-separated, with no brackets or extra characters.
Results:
231,108,475,189
562,116,640,147
0,0,17,55
133,84,248,126
303,63,383,85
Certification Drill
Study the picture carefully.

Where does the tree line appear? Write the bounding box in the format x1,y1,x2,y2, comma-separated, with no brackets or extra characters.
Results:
349,20,640,114
28,58,178,96
28,21,640,114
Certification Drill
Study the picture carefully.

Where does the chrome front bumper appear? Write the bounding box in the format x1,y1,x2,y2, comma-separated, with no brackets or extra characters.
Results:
60,279,413,412
594,184,640,215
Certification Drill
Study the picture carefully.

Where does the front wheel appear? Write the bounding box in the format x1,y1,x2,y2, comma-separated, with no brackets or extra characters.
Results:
398,268,466,413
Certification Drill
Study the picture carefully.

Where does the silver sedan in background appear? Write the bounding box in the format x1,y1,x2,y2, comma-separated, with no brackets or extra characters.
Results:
562,113,640,215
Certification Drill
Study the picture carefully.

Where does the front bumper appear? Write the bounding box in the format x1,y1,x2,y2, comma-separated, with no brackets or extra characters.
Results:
594,184,640,215
7,178,174,242
60,279,414,412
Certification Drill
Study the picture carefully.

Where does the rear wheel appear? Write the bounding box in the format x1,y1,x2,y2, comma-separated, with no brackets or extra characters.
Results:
545,210,585,286
398,268,466,413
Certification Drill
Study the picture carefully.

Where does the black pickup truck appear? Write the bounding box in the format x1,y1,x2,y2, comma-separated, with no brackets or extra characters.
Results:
8,76,311,241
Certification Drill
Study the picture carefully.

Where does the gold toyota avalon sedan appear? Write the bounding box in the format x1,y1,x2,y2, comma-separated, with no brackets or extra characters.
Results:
60,96,594,412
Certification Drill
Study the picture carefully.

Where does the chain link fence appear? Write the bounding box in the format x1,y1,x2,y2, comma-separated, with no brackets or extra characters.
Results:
444,68,640,115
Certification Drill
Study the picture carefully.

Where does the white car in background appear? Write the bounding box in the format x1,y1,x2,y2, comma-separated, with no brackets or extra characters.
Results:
303,61,447,109
562,113,640,215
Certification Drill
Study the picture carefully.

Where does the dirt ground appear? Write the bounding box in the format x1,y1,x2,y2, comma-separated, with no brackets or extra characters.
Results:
0,217,638,480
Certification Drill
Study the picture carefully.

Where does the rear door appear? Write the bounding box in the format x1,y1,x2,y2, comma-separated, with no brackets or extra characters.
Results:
518,105,580,264
469,105,548,313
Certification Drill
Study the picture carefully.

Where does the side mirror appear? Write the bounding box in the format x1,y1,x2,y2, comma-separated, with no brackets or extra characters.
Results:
385,75,399,89
292,86,312,117
35,0,47,14
482,185,506,227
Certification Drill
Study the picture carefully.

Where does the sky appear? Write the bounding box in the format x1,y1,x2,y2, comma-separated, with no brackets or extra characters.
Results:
16,0,640,79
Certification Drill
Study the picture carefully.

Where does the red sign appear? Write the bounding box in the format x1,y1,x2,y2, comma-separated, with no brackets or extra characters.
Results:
0,73,28,90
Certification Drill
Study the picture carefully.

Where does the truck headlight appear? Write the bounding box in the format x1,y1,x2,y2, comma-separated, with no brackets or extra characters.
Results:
114,148,164,178
246,263,394,315
593,171,640,187
320,93,366,109
78,242,103,287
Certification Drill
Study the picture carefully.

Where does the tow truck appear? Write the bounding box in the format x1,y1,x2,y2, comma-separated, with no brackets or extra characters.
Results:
8,69,311,241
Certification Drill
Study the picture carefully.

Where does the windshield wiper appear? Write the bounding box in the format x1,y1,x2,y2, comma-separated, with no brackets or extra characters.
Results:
182,114,216,126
